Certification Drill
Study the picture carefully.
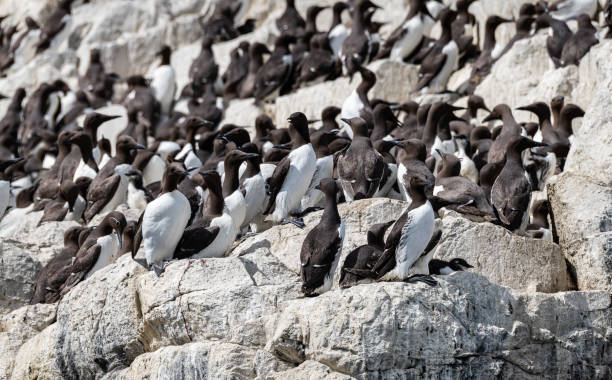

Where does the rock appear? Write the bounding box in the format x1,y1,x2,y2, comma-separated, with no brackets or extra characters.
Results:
0,303,57,379
565,63,612,186
474,34,552,111
266,272,612,378
220,98,267,130
232,198,406,289
10,248,301,379
10,323,64,379
271,360,352,380
0,241,43,315
434,211,573,293
548,173,612,292
274,61,419,126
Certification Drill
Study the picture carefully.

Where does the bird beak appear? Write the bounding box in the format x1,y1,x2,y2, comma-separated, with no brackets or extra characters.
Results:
329,129,341,135
435,149,443,156
482,114,495,123
101,114,121,123
198,119,215,127
187,167,200,172
243,153,259,159
391,140,404,148
116,230,123,249
340,118,351,126
218,135,229,143
272,144,291,150
314,183,321,191
133,144,146,150
307,119,320,124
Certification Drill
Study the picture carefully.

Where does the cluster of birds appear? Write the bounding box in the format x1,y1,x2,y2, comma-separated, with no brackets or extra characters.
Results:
0,0,605,303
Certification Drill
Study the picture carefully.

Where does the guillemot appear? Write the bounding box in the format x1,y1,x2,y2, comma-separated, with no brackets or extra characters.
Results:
300,178,344,296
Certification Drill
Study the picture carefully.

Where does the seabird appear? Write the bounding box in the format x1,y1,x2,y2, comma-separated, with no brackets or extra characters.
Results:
337,117,385,201
415,8,459,93
396,139,433,203
526,199,553,240
346,176,437,285
150,45,176,116
37,179,79,225
484,104,523,164
239,143,268,233
223,149,258,231
174,170,233,259
73,112,121,180
222,41,250,101
560,13,599,67
300,178,344,296
264,112,317,227
535,14,572,68
466,15,513,91
434,151,496,219
238,43,271,99
549,0,598,21
59,211,127,296
136,164,192,275
276,0,306,36
339,220,394,287
254,34,296,102
453,134,478,183
0,158,23,216
83,135,145,222
295,34,340,89
35,0,74,53
375,0,431,61
341,0,381,77
30,226,87,304
187,36,219,95
329,2,350,58
301,129,338,210
428,258,473,275
340,65,376,138
124,75,161,127
491,136,547,231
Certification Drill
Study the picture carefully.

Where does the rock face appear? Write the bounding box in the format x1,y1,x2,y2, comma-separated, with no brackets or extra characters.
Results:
267,273,611,379
0,303,57,379
435,211,573,293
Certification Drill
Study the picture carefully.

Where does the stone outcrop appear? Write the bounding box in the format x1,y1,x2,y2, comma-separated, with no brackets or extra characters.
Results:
435,211,573,293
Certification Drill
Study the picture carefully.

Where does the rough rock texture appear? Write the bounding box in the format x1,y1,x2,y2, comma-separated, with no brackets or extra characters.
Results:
0,304,57,379
545,40,612,293
548,173,612,292
435,211,573,293
266,273,611,379
0,241,43,315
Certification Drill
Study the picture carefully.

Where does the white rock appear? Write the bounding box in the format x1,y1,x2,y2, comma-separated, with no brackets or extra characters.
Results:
435,211,573,292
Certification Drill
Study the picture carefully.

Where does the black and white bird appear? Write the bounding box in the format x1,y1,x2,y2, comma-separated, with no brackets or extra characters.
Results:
300,178,344,296
135,164,192,275
264,112,317,227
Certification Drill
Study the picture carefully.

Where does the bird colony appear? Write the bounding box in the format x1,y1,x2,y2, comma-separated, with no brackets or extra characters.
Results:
0,0,611,378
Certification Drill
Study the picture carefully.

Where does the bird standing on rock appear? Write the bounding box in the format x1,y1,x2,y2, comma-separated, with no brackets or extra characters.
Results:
135,164,193,275
264,112,317,228
344,176,437,286
300,178,344,296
